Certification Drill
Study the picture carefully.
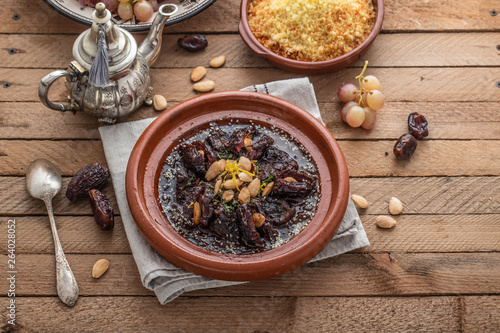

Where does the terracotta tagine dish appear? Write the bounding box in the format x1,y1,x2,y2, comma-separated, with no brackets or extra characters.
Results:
126,91,349,281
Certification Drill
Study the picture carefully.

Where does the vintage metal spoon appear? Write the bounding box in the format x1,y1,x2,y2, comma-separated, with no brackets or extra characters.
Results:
26,159,79,307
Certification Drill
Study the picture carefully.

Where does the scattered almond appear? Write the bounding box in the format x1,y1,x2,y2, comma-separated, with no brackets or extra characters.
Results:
193,202,201,225
262,181,274,197
209,55,226,68
153,94,167,111
351,194,368,209
223,179,243,190
92,259,109,279
252,213,265,228
284,177,297,183
247,178,261,197
222,190,234,203
198,150,204,156
239,172,253,183
190,66,207,82
376,216,397,229
238,187,251,204
193,80,215,92
389,197,403,215
238,157,252,171
205,161,221,181
217,159,227,172
214,179,222,195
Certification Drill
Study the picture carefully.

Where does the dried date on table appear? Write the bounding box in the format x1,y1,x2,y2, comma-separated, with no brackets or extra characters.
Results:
177,35,208,52
66,163,110,202
408,112,429,139
89,189,114,231
394,133,418,160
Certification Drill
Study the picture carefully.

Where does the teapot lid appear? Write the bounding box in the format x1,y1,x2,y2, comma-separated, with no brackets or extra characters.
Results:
72,3,137,73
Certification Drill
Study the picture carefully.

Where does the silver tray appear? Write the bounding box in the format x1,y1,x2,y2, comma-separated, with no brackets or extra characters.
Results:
43,0,217,31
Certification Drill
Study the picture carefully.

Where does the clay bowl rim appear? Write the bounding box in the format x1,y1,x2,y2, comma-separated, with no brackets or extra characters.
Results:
126,91,350,281
238,0,385,74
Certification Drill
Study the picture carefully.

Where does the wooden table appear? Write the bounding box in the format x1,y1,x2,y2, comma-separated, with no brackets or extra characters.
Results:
2,0,500,331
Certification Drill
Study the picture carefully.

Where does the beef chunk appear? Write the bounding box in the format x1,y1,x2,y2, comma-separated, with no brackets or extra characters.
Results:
181,203,196,228
236,204,264,248
258,147,298,180
205,124,230,156
273,170,314,198
247,134,274,161
259,222,277,242
211,205,240,243
184,183,205,205
199,189,214,228
203,142,218,165
255,197,296,226
229,125,255,156
175,162,195,202
250,201,277,242
181,144,206,176
192,140,217,167
180,183,206,228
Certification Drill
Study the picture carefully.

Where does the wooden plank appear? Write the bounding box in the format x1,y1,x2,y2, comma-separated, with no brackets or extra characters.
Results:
351,176,500,216
2,176,499,216
3,214,500,255
3,33,500,69
382,0,500,32
6,296,467,332
1,0,237,34
339,140,500,177
0,177,117,216
360,214,500,253
2,0,499,34
4,253,500,297
3,68,500,103
0,102,102,140
323,101,500,141
292,296,462,332
464,296,500,333
3,101,500,140
0,140,107,177
0,216,130,254
1,139,500,177
8,254,152,297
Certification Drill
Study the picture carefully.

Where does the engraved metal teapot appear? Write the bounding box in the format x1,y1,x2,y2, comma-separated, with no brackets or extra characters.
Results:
38,2,178,124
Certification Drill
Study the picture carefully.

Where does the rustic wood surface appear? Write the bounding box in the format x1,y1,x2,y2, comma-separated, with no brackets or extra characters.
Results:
1,0,499,331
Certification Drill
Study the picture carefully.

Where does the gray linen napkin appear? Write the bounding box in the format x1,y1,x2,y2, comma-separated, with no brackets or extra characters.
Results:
99,77,370,304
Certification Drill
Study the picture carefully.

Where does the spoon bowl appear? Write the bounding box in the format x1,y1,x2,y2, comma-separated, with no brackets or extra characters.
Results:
26,159,79,307
26,159,62,200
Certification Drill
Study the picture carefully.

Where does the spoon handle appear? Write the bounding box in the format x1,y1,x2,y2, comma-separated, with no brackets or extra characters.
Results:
44,199,79,307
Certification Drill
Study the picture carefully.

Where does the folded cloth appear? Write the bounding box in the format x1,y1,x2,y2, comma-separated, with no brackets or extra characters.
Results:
99,77,370,304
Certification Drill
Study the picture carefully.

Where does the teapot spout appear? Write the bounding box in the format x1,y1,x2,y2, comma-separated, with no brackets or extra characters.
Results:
138,4,178,66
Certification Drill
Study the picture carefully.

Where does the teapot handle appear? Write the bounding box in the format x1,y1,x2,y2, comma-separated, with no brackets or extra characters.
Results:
38,70,76,112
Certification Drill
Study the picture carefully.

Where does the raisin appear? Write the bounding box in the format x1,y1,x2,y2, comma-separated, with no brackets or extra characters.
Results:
66,163,110,202
177,35,208,52
89,189,114,231
394,133,418,160
408,112,429,139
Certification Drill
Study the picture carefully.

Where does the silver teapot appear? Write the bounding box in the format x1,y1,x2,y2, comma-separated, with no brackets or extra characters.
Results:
38,2,178,124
